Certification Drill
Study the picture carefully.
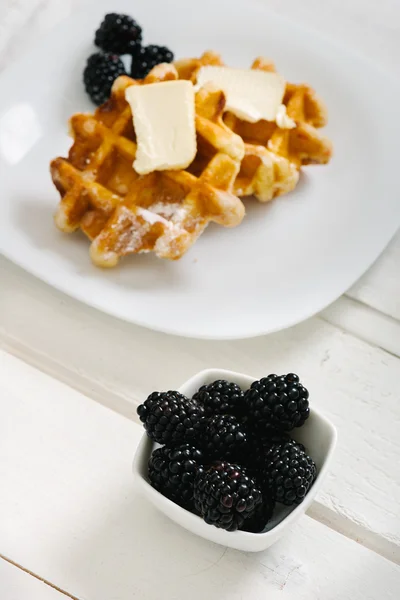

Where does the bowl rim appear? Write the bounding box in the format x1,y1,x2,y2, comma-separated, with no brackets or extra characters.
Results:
133,368,337,542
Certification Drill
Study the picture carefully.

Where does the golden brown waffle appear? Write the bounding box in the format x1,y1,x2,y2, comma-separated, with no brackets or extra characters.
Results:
51,63,245,267
175,52,333,202
174,50,224,82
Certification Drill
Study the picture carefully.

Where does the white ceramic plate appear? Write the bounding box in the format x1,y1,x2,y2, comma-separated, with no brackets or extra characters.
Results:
133,369,337,552
0,0,399,339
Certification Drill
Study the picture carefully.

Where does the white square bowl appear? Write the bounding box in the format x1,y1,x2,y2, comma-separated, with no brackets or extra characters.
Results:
133,369,337,552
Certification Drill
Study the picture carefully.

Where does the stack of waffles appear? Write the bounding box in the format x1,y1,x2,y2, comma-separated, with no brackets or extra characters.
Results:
51,52,333,267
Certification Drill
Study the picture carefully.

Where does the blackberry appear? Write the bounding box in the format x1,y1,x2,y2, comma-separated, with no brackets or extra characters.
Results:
95,13,142,54
263,440,316,505
83,52,126,105
193,461,262,531
148,444,204,510
131,45,174,79
245,373,310,432
202,414,248,460
243,426,289,477
240,492,275,533
193,380,245,417
137,391,206,445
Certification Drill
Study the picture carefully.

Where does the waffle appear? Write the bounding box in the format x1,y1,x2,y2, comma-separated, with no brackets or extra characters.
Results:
175,52,333,202
174,50,224,81
51,63,245,267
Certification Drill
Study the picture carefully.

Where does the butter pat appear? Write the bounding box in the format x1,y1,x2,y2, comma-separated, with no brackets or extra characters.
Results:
275,104,296,129
125,80,197,175
196,66,295,128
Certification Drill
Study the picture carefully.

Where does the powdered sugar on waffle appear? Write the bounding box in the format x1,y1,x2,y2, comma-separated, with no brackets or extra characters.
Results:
147,201,188,224
137,206,190,258
113,206,149,253
154,226,190,259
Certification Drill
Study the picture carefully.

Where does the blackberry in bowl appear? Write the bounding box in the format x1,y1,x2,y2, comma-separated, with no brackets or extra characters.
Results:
201,414,248,461
148,443,204,511
194,461,262,531
192,379,245,417
133,369,336,552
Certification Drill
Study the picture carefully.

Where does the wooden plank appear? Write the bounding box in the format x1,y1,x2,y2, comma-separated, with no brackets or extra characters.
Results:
322,296,400,358
0,557,73,600
347,233,400,322
1,268,400,560
0,355,399,600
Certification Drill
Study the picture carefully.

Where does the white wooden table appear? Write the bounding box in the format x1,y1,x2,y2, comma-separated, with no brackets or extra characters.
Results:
1,1,400,598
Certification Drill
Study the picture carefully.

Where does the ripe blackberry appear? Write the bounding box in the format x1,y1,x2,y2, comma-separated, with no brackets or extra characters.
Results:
131,45,174,79
83,52,126,105
95,13,142,54
193,380,245,417
240,492,275,533
148,444,204,510
137,391,206,445
194,461,262,531
245,373,310,432
243,426,289,477
202,414,248,460
263,440,316,505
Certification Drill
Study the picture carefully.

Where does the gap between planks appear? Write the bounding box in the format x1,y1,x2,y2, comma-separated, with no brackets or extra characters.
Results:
1,337,399,567
307,504,400,565
321,296,400,359
0,554,80,600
